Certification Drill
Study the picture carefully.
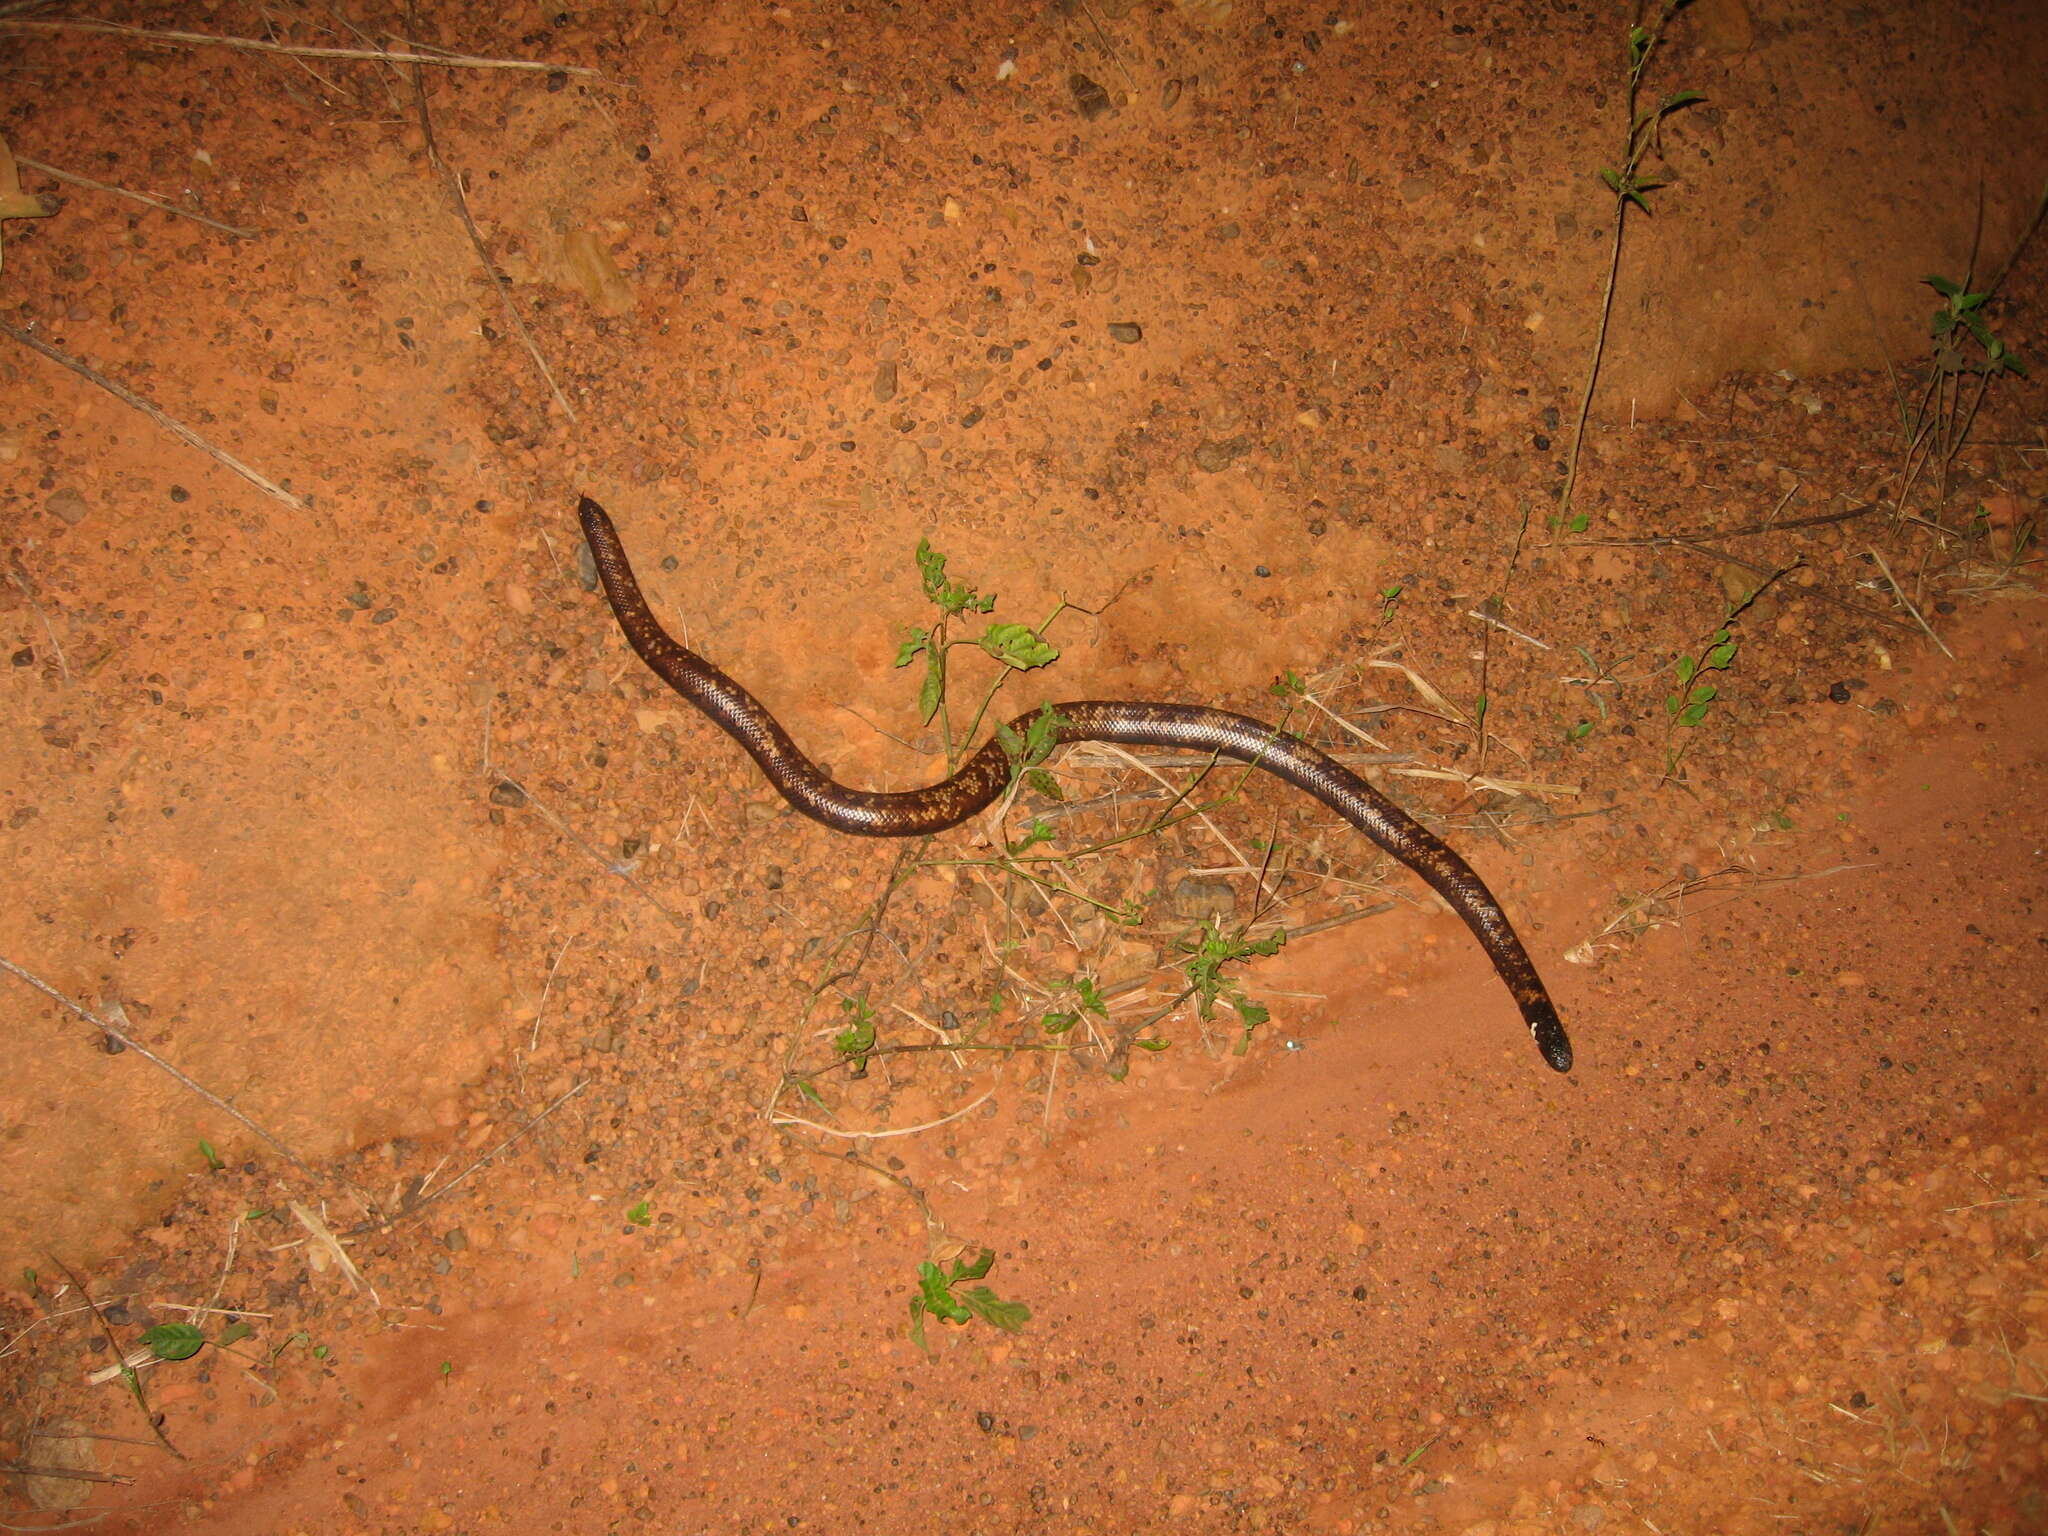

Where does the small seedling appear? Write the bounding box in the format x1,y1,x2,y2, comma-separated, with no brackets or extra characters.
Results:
1665,626,1738,727
196,1139,224,1172
833,997,877,1070
907,1247,1030,1355
1178,922,1288,1054
1379,583,1404,622
1041,974,1109,1038
1924,275,2026,379
1567,720,1595,744
1556,0,1703,529
625,1200,652,1227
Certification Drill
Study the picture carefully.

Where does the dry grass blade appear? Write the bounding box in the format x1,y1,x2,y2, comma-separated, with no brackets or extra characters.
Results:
0,17,601,73
0,322,306,509
43,1255,182,1461
342,1079,587,1237
406,49,575,421
0,1463,132,1488
16,155,258,237
288,1201,378,1304
771,1080,1004,1141
1572,498,1876,549
0,956,320,1179
1864,545,1955,659
1565,861,1872,963
488,769,686,928
1366,656,1473,727
1386,765,1579,797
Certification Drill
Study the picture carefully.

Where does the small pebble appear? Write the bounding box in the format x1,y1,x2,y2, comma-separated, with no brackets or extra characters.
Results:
46,488,88,525
1069,73,1112,120
1107,321,1143,344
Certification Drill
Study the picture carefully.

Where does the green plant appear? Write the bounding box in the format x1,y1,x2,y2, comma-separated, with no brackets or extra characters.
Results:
1178,921,1288,1054
894,539,1063,763
907,1248,1030,1355
832,996,877,1065
196,1138,224,1172
1660,617,1742,783
1378,583,1404,622
625,1200,652,1227
1555,0,1703,531
1891,267,2033,526
1040,974,1108,1038
1665,625,1738,728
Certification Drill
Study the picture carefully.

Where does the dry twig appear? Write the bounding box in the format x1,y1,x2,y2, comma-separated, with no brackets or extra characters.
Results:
0,18,601,74
0,322,306,509
406,50,575,420
16,155,257,237
1,956,320,1179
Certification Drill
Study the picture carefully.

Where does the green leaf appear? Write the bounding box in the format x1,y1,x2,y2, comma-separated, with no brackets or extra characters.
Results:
1675,656,1697,685
1076,975,1108,1016
1705,640,1737,670
1599,166,1623,192
1689,682,1718,706
1231,997,1271,1030
1023,704,1067,764
1024,768,1064,801
979,622,1059,670
1133,1037,1171,1053
916,1260,972,1323
197,1138,223,1171
894,629,928,669
796,1078,824,1104
144,1322,206,1362
1924,274,1963,299
1569,511,1590,534
1269,668,1306,698
1041,1010,1079,1035
951,1248,996,1283
218,1319,254,1347
1661,89,1705,110
908,1297,933,1355
959,1287,1030,1332
914,540,994,616
917,653,943,724
1567,721,1594,742
833,997,876,1059
626,1200,652,1227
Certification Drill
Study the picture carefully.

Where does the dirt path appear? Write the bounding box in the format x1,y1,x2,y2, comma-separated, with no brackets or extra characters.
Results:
3,2,2046,1531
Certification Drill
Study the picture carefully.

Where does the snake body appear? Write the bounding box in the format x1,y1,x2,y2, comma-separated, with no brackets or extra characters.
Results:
578,496,1572,1074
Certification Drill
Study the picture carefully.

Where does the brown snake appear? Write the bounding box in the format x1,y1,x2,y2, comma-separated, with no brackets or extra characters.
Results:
579,495,1572,1073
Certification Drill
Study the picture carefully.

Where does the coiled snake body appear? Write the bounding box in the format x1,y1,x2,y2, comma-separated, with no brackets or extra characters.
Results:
578,496,1572,1073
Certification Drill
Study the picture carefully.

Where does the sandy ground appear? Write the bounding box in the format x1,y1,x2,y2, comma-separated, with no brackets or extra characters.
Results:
2,1,2045,1531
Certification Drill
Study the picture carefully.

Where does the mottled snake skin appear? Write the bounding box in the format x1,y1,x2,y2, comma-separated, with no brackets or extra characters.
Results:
579,496,1572,1073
